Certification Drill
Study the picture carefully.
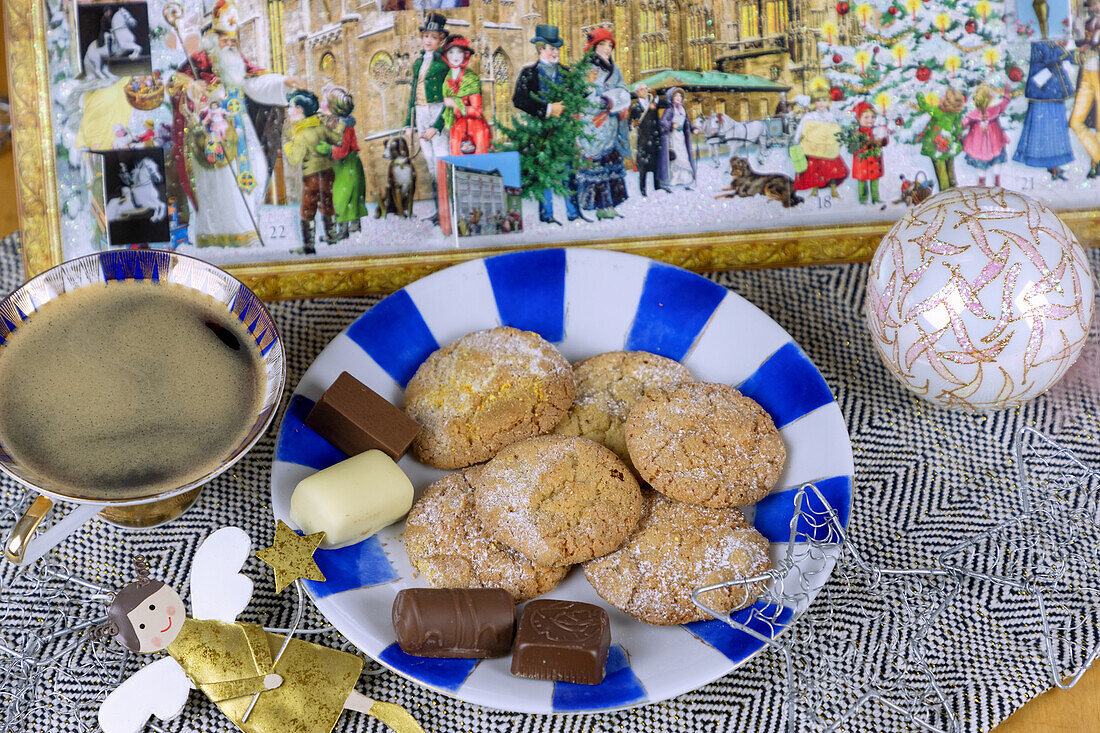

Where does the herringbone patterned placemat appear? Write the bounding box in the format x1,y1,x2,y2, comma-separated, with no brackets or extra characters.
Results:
2,233,1099,732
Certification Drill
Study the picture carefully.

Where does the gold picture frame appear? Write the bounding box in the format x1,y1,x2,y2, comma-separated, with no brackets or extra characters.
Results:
7,0,1100,300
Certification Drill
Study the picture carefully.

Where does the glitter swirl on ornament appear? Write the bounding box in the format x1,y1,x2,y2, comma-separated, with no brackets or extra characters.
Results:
866,187,1094,411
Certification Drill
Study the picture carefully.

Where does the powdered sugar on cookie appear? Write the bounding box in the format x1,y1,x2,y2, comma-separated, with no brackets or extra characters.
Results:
404,471,569,602
402,327,575,469
471,435,644,567
584,492,771,625
625,382,786,507
553,351,692,469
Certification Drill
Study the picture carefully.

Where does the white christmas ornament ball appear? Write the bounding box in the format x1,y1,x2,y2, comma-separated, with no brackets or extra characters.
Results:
866,187,1094,411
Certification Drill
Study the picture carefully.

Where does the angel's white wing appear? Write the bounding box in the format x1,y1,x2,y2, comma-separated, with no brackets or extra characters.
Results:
189,526,254,622
98,656,192,733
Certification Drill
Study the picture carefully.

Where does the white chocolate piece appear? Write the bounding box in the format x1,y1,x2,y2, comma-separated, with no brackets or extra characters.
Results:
289,450,414,548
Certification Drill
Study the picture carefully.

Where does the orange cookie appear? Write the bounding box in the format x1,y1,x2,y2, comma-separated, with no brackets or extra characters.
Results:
625,382,785,507
584,491,771,625
403,327,575,469
472,435,644,567
553,350,693,472
404,471,569,602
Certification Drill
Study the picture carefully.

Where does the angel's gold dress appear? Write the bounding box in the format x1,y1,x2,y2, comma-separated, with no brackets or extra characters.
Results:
166,617,363,733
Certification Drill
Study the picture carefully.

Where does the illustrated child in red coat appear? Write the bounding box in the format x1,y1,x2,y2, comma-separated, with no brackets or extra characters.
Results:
847,101,889,205
441,36,492,155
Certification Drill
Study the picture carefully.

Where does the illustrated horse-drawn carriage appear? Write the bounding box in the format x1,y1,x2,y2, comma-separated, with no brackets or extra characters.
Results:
632,69,794,166
697,114,793,165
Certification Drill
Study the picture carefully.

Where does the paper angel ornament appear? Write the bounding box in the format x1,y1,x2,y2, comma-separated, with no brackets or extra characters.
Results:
95,527,422,733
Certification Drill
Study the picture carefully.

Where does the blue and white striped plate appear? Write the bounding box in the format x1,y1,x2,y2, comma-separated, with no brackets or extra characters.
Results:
269,248,853,714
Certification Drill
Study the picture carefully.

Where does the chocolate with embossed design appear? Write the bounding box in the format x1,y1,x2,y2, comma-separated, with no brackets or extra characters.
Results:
510,599,610,684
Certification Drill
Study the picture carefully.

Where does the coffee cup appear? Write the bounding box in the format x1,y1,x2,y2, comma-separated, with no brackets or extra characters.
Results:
0,251,285,565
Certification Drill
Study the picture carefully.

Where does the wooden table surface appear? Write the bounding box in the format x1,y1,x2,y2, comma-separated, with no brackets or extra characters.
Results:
0,35,16,237
0,27,1097,733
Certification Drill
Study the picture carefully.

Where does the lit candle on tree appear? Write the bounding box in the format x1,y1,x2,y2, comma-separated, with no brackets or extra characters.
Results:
976,0,992,22
822,22,837,44
935,12,950,34
891,43,908,66
906,0,921,19
855,49,871,73
945,55,961,76
875,92,891,114
983,48,999,70
925,91,940,108
857,3,873,24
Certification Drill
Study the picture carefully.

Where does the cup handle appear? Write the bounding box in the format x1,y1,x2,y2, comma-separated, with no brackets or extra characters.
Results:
4,497,102,565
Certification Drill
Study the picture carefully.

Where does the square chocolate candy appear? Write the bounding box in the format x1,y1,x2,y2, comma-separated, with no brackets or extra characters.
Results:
305,371,420,460
511,599,611,685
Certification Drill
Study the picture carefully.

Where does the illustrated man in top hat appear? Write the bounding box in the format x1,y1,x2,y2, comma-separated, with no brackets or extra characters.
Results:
513,24,583,224
630,81,665,196
404,12,452,224
169,0,302,247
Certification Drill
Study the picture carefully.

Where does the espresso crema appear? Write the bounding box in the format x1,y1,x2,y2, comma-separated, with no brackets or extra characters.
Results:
0,281,265,500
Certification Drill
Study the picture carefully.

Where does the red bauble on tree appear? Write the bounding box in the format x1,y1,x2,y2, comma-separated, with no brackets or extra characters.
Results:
1008,65,1023,82
830,86,845,101
873,46,880,54
895,116,904,126
888,5,899,15
916,65,932,81
832,53,843,64
925,32,932,38
965,18,977,33
837,1,850,14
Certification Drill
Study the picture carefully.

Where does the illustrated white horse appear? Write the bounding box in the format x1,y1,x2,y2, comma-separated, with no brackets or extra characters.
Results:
697,114,733,167
705,114,769,165
83,7,143,82
106,157,167,223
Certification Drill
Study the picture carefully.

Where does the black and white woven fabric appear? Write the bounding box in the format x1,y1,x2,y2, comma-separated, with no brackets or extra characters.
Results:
2,231,1099,733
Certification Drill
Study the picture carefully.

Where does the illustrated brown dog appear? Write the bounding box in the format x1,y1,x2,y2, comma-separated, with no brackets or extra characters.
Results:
375,136,416,219
717,156,803,208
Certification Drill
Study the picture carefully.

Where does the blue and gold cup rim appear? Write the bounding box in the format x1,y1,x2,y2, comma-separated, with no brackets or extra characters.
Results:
0,250,286,506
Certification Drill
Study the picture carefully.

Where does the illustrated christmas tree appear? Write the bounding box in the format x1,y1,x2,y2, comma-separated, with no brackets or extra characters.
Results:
818,0,1024,146
496,53,594,201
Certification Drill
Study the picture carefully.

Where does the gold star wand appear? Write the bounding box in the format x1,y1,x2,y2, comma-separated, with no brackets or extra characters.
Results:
256,520,327,593
244,520,326,722
252,521,424,732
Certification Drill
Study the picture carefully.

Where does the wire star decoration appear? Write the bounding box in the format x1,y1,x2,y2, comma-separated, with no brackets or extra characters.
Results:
937,427,1100,690
692,483,961,733
691,427,1100,732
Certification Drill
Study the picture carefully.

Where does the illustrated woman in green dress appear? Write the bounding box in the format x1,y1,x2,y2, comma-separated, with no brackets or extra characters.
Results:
320,86,370,239
916,88,966,191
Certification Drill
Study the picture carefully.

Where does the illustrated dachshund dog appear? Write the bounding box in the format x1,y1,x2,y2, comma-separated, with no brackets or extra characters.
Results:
375,136,416,219
716,156,803,208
